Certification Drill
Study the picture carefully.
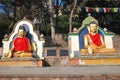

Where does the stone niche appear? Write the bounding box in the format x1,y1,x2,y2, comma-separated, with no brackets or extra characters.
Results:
69,16,116,58
1,18,45,66
68,16,120,66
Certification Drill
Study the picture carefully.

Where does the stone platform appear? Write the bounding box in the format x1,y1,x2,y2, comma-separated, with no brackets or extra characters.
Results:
71,53,120,66
0,58,43,67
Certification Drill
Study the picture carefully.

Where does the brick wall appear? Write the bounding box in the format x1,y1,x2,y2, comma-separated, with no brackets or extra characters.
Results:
44,47,70,66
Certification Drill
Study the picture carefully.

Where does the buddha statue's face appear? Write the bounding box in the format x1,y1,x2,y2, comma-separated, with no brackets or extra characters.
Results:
89,24,98,33
18,29,26,38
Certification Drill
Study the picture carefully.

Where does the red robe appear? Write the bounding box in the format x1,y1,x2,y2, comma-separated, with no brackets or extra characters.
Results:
89,33,102,46
14,37,29,52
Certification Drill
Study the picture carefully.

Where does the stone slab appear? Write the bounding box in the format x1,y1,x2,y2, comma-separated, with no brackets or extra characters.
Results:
47,49,57,56
60,49,69,56
0,66,120,78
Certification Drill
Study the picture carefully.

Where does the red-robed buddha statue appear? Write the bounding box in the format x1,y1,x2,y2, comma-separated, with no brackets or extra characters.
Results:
7,25,33,58
83,21,105,54
81,21,116,54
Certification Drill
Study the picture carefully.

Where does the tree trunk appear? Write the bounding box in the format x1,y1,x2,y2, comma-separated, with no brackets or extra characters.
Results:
48,0,55,42
69,0,77,33
56,0,59,33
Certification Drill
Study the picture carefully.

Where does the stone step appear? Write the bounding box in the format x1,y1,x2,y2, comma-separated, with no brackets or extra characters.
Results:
0,58,43,67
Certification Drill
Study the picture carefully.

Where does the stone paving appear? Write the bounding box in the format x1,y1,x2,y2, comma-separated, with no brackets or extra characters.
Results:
0,66,120,78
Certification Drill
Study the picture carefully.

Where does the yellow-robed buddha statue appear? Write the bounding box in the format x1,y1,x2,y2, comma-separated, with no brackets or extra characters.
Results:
80,21,116,54
6,25,33,58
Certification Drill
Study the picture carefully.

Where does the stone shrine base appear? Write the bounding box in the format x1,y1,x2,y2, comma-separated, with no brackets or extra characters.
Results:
0,58,43,67
71,53,120,66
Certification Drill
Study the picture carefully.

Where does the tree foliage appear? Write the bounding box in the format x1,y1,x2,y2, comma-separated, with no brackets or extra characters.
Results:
1,0,120,37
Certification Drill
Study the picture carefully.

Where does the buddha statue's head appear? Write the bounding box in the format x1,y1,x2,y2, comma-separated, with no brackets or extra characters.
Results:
88,21,98,34
18,25,26,38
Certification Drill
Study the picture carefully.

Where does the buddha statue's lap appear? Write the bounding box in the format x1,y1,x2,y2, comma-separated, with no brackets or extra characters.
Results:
4,52,33,58
5,25,33,58
81,21,116,54
13,51,33,57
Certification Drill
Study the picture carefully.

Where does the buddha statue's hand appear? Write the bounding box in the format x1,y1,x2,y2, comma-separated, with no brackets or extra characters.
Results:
20,53,24,57
90,44,98,49
88,47,93,54
7,51,12,58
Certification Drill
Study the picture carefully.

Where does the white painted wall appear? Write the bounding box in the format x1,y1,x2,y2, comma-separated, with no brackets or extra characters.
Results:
68,35,80,58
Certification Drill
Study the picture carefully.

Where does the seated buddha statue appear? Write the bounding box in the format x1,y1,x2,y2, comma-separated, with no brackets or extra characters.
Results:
6,25,33,58
80,21,116,54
